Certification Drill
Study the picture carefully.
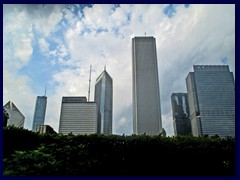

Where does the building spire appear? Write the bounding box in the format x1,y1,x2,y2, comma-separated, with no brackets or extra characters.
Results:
44,85,48,96
88,65,92,102
104,65,106,71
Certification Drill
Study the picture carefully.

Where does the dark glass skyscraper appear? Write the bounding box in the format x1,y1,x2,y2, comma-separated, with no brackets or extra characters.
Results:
186,65,235,138
32,96,47,131
94,69,113,134
171,93,191,136
132,36,162,135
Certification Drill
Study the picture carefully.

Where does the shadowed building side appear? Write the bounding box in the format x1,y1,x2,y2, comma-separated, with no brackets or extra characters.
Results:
186,65,235,138
94,69,113,134
171,93,191,136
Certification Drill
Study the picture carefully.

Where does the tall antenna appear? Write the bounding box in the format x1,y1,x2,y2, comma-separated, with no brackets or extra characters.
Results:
44,85,48,96
88,65,92,102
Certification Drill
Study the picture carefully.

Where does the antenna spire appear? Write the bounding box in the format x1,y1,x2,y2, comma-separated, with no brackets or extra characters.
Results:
104,65,106,71
44,85,48,96
88,65,92,102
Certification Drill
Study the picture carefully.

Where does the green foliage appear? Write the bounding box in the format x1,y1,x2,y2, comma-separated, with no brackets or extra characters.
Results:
3,127,235,176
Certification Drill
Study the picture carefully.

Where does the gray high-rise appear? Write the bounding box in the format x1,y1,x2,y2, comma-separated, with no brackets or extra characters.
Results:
94,69,113,134
132,36,162,135
59,97,98,135
32,96,47,131
186,65,235,138
171,93,191,136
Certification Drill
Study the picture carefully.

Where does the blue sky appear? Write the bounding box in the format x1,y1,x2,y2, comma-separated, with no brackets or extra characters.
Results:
3,4,235,136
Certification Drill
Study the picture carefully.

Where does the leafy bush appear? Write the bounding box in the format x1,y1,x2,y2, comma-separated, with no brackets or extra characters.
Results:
3,127,235,175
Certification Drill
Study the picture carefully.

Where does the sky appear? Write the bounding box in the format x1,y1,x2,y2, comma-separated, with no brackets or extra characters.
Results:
3,4,235,136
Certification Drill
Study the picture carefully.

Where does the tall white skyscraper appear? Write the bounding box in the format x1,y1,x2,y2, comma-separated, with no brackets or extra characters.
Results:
186,65,235,138
32,96,47,131
132,36,162,135
59,97,98,135
94,69,113,134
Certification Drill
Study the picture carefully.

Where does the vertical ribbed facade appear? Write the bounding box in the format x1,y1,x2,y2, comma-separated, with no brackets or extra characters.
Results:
186,65,235,138
32,96,47,131
171,93,191,136
94,70,113,134
132,36,162,135
59,97,98,135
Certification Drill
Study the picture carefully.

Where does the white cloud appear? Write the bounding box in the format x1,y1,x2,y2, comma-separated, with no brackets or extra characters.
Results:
39,38,50,54
3,4,235,136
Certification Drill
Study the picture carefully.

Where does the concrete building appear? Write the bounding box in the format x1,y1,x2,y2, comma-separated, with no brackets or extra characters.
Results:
186,65,235,138
59,97,98,135
171,93,191,136
36,125,56,134
132,36,162,135
94,68,113,134
3,101,25,128
32,96,47,131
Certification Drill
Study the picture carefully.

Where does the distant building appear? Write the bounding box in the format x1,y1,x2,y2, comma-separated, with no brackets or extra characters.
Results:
94,68,113,134
59,97,98,135
36,125,56,134
3,101,25,128
171,93,191,136
186,65,235,138
132,36,162,135
32,96,47,131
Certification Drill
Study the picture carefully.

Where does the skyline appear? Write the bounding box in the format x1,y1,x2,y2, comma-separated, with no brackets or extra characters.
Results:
3,4,235,136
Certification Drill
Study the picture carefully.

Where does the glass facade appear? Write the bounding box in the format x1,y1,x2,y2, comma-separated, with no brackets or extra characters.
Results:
94,70,113,134
32,96,47,131
186,65,235,138
171,93,191,136
132,37,162,135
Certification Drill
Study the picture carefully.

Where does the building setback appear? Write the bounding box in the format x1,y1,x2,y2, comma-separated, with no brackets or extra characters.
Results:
186,65,235,138
32,96,47,131
94,69,113,134
59,97,98,135
132,36,162,135
171,93,191,136
4,101,25,128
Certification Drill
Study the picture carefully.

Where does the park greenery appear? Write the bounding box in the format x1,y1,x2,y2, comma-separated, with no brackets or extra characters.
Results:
3,126,235,176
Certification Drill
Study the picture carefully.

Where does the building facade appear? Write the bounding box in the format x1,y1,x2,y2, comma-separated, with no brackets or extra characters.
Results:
94,69,113,134
132,36,162,135
186,65,235,138
59,97,98,135
32,96,47,131
171,93,191,136
4,101,25,128
36,125,56,134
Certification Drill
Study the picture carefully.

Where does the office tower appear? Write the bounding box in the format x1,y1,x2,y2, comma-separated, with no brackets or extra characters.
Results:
186,65,235,138
94,68,113,134
3,101,25,128
171,93,191,136
32,96,47,131
59,97,98,135
36,125,56,134
132,36,162,135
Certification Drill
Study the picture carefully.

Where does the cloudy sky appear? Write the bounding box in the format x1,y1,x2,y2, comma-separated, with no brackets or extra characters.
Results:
3,4,235,136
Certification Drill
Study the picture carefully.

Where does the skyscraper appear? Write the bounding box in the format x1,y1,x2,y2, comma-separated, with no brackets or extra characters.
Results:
94,68,113,134
186,65,235,138
59,97,98,135
4,101,25,128
32,96,47,131
132,36,162,135
171,93,191,136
